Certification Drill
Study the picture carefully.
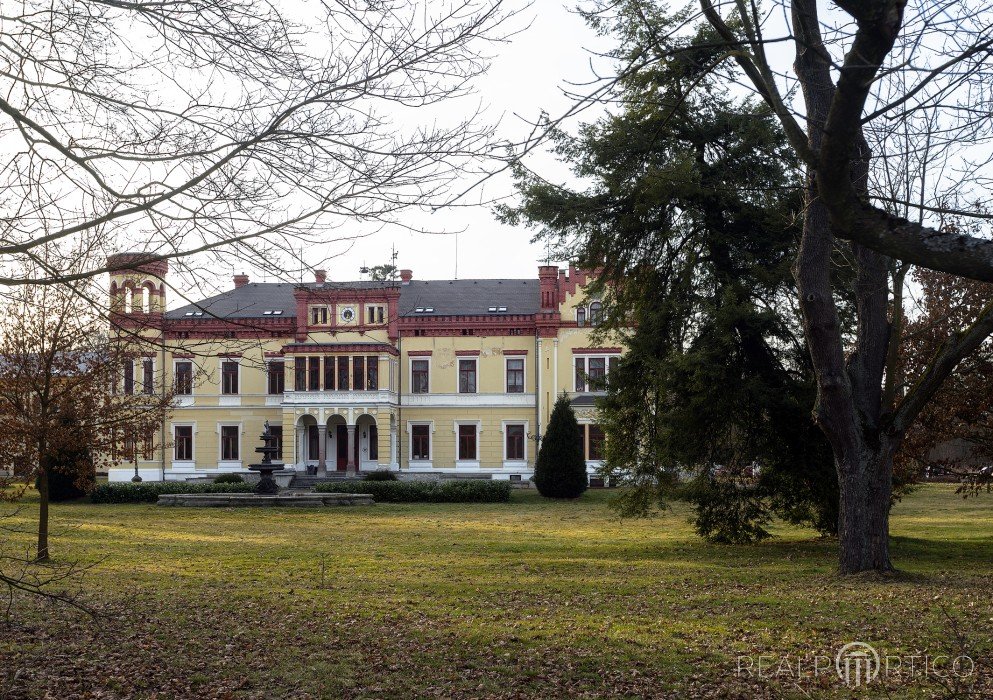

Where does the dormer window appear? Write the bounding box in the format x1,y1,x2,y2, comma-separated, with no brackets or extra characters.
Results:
589,301,603,326
577,307,586,326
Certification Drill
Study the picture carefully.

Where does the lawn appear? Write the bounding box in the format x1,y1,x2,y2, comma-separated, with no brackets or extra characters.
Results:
2,485,992,699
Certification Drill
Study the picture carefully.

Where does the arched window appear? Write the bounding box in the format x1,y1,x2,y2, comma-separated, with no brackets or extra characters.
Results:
124,286,134,314
589,301,603,326
141,285,151,314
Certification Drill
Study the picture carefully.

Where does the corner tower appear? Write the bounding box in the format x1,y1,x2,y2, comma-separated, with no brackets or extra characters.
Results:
107,252,169,316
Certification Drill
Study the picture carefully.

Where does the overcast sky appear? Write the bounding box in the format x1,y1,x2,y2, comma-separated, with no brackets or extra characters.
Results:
262,0,611,286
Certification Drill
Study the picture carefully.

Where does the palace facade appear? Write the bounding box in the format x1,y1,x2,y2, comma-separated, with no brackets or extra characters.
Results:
107,254,618,483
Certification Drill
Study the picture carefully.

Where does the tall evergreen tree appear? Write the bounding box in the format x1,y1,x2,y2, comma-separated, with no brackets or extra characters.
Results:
501,20,841,538
534,395,588,499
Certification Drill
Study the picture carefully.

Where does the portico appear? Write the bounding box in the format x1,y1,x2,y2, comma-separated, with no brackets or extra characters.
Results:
291,405,397,475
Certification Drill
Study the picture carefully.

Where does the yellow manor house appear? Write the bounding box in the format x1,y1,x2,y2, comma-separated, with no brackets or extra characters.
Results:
107,253,619,484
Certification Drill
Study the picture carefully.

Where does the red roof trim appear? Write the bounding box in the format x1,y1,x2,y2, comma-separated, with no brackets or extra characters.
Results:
572,347,622,354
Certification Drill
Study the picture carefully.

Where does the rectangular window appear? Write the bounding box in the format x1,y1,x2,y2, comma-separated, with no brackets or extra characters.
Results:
353,356,365,390
367,356,378,390
506,424,525,461
337,356,349,390
123,360,134,395
458,359,477,394
294,359,307,391
220,425,239,461
221,361,239,394
308,424,319,459
458,424,477,460
142,359,154,395
588,357,606,387
175,361,193,395
369,425,378,460
609,356,619,377
310,306,328,325
578,424,587,460
506,358,524,393
574,357,586,392
267,361,285,395
308,356,320,391
588,424,605,461
367,305,385,324
411,360,429,394
411,425,430,460
577,307,586,327
270,426,283,460
324,356,335,391
174,426,193,461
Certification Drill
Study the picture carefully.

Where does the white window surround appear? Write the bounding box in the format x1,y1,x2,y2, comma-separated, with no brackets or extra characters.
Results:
573,353,619,392
408,356,431,394
453,420,482,468
217,421,243,467
219,357,240,395
456,357,478,394
170,421,197,467
406,420,434,467
504,355,526,394
501,420,529,468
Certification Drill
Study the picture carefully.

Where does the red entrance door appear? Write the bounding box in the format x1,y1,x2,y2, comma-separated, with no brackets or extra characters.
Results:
336,425,348,470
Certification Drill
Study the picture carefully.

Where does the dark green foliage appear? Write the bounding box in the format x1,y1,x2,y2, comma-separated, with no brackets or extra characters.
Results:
533,395,588,499
313,479,511,503
500,11,840,539
91,482,256,503
679,476,773,544
213,473,244,484
363,469,398,481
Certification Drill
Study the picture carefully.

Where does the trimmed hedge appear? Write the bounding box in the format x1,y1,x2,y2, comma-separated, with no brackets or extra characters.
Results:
91,482,256,504
363,469,398,481
214,473,245,484
313,479,511,503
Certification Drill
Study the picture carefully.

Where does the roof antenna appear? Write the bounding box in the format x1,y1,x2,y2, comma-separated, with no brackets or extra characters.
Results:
454,232,459,280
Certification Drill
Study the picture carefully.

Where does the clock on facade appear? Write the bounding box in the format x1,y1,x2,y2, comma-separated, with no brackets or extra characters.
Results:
340,307,356,322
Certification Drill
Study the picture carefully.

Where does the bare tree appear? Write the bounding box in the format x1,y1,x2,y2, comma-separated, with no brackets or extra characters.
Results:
0,265,173,562
0,0,512,288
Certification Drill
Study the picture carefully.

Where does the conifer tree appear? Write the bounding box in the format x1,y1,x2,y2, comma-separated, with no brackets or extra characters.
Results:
534,395,588,499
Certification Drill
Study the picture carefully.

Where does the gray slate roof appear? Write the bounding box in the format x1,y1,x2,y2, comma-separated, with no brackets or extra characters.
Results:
165,279,539,320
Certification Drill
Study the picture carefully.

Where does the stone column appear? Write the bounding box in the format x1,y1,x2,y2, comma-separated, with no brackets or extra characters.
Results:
317,424,328,475
296,426,305,470
390,423,397,469
346,424,357,475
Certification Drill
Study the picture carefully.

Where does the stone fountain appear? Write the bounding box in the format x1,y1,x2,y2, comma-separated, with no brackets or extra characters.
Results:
249,420,283,495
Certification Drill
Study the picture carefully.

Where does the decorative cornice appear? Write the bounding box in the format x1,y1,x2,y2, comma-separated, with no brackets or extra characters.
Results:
407,350,433,356
572,347,622,354
502,349,528,356
455,350,481,356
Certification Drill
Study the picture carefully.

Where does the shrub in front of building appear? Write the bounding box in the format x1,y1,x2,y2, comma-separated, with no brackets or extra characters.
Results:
314,479,510,503
90,482,255,504
533,395,588,499
362,469,398,481
213,473,245,484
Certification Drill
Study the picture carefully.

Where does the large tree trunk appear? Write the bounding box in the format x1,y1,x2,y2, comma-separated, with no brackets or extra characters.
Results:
837,448,893,574
37,464,50,562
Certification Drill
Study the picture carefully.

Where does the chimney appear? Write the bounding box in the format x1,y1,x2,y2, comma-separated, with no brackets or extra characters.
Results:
399,269,413,285
233,273,249,288
314,269,327,284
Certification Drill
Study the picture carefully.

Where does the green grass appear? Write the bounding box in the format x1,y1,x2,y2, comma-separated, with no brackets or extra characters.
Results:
2,485,992,698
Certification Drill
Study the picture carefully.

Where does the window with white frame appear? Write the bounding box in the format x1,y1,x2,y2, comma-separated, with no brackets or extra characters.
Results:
267,361,285,395
504,423,526,462
458,358,477,393
574,354,619,392
366,305,385,324
505,357,525,393
220,425,240,461
175,361,193,395
174,425,194,461
309,305,329,325
410,423,431,461
221,360,239,394
457,422,478,461
411,359,429,393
